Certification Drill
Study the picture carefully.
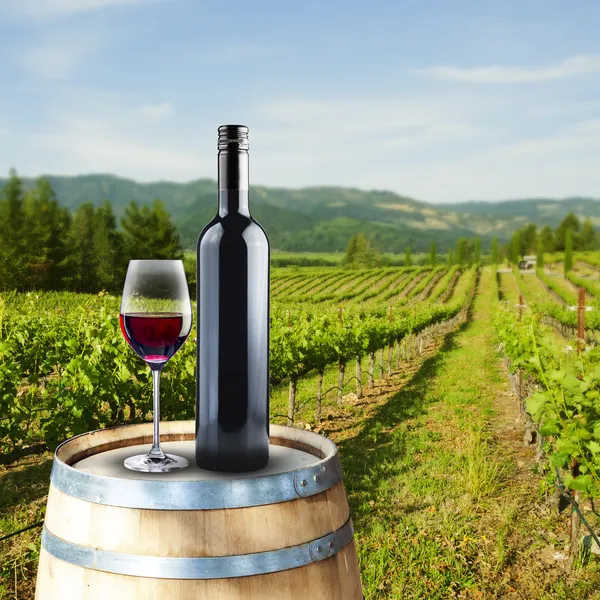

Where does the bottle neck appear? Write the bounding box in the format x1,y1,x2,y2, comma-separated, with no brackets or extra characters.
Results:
218,150,249,216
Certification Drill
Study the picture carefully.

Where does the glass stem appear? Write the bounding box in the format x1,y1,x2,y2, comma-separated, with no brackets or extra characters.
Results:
149,369,165,458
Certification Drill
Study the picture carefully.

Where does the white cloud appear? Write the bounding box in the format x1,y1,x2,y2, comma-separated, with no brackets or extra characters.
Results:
246,95,600,201
196,44,270,64
250,96,495,177
418,55,600,84
21,36,99,79
30,116,207,179
253,97,487,159
0,0,147,18
351,120,600,202
139,102,174,121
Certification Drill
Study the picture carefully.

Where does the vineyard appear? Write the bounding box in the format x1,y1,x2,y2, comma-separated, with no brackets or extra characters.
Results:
494,254,600,569
0,264,474,454
3,256,600,598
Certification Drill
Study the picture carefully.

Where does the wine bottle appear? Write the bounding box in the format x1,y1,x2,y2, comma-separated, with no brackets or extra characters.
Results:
195,125,270,472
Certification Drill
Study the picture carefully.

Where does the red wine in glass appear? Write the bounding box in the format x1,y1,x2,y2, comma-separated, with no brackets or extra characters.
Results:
120,312,191,366
119,259,192,473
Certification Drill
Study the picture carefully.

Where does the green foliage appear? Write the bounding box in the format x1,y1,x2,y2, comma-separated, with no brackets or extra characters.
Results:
536,237,545,270
491,237,499,265
343,232,382,269
430,242,436,266
566,271,600,299
404,246,412,267
511,232,521,265
0,171,184,293
22,178,71,290
121,199,183,261
509,212,597,258
564,229,573,275
539,225,554,252
493,302,600,498
473,237,481,264
519,223,537,255
61,203,98,292
555,213,580,251
580,218,597,250
0,170,27,290
0,266,476,453
456,239,465,265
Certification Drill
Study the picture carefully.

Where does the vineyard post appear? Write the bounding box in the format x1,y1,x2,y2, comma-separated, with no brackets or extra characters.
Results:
387,345,393,376
355,356,362,398
570,458,581,560
577,287,585,351
379,348,384,379
337,362,345,406
395,340,400,369
519,294,524,321
287,376,298,427
518,293,524,400
368,352,375,387
315,371,323,422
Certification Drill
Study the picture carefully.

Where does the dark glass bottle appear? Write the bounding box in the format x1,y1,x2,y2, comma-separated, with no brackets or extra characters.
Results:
195,125,270,472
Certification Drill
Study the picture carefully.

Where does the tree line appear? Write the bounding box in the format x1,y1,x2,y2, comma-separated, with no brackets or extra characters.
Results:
343,233,482,268
505,213,597,264
0,170,184,293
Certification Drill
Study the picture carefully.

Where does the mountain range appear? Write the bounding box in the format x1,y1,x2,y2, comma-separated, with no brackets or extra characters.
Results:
2,173,599,253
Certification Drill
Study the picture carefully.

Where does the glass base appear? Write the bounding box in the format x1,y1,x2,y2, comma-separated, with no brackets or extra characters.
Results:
124,452,189,473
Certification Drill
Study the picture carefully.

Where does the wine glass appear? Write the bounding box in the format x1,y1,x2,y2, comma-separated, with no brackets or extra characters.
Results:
119,259,192,472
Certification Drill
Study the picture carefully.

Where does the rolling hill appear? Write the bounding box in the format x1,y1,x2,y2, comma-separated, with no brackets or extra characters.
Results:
1,173,599,252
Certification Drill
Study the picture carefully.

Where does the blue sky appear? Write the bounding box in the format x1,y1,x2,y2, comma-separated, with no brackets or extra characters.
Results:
1,0,600,202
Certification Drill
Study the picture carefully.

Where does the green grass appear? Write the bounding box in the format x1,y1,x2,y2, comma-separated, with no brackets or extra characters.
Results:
0,455,52,599
498,271,521,305
331,269,600,599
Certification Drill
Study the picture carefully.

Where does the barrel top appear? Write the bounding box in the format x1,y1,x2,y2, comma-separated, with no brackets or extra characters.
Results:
74,441,315,482
50,421,343,510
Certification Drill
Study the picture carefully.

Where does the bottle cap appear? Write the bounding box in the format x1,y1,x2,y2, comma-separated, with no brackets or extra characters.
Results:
218,125,249,151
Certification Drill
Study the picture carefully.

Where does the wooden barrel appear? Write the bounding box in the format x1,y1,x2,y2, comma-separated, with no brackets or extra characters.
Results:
35,420,363,599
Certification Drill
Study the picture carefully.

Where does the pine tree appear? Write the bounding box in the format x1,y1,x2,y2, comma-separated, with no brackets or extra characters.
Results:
62,203,97,292
579,218,596,250
456,238,465,265
555,213,580,251
539,225,554,252
23,177,70,290
429,242,436,266
473,237,481,264
512,232,521,266
150,200,184,259
343,232,381,268
121,200,183,261
564,229,573,275
404,246,412,267
536,237,544,270
0,169,27,290
93,200,126,292
491,237,499,265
